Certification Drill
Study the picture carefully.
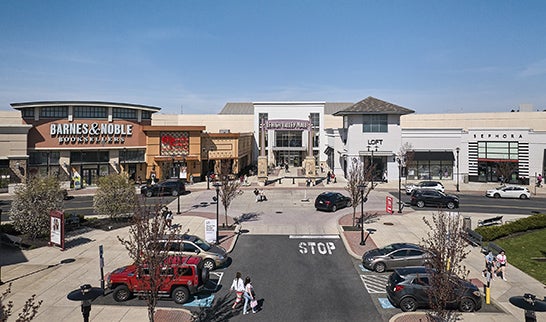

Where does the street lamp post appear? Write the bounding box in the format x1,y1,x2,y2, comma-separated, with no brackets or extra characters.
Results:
214,183,220,244
397,157,403,213
455,147,461,192
367,146,378,189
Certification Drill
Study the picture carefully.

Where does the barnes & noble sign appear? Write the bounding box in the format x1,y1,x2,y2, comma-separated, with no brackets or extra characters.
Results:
50,122,133,144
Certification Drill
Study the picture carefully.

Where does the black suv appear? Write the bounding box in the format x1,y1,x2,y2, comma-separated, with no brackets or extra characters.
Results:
314,192,352,212
410,190,459,209
141,179,186,197
386,266,482,312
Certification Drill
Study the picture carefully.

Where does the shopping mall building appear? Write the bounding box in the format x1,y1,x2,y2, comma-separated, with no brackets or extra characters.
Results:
2,97,546,191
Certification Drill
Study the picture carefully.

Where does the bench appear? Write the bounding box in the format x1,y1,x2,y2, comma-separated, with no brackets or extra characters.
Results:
0,233,22,248
478,216,503,227
485,242,504,256
464,229,483,247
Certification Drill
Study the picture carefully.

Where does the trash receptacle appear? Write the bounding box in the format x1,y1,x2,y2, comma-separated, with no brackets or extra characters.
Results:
463,216,471,231
463,174,469,183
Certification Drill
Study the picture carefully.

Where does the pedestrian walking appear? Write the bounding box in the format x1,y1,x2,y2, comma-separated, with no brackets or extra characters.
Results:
253,188,260,202
483,251,496,280
326,171,331,184
243,276,257,314
496,250,508,280
537,174,543,187
165,209,173,228
230,272,245,309
259,189,267,201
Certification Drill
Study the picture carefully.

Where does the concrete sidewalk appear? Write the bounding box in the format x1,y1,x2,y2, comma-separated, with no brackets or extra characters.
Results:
1,173,544,321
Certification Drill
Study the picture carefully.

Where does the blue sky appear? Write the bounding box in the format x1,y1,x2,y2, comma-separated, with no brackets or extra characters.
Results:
1,0,546,114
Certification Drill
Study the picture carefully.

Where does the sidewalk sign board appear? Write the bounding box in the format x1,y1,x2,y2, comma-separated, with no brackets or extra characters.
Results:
386,196,393,214
205,219,217,243
49,210,65,250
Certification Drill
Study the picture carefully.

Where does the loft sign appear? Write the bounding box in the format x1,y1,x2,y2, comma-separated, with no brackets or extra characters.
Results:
50,122,133,144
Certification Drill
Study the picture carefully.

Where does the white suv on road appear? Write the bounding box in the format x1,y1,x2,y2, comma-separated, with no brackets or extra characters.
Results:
405,181,445,195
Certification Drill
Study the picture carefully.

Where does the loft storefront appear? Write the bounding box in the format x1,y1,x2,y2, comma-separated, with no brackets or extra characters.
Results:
11,101,159,187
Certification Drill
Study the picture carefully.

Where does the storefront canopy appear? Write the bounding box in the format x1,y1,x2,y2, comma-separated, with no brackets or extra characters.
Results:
412,151,455,161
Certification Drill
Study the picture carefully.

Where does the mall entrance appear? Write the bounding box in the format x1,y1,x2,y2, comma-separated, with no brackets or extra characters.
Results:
275,151,303,167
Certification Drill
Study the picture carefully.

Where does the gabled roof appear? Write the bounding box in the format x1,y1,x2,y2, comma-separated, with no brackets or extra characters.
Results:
333,97,414,116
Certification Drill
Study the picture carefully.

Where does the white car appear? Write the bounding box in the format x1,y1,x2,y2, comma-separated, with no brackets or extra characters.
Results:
485,185,530,199
405,181,445,195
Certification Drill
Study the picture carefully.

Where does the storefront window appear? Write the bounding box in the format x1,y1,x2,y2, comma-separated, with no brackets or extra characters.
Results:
275,131,302,147
73,106,108,119
407,161,454,180
40,106,68,118
363,114,387,133
113,107,137,119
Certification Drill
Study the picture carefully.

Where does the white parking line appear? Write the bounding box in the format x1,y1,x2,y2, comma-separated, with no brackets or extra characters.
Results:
360,275,388,294
288,235,340,239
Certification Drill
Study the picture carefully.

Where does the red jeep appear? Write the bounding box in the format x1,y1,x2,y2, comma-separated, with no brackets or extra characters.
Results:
107,256,209,304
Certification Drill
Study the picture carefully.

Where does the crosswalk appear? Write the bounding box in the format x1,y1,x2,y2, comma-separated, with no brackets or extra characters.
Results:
360,274,389,294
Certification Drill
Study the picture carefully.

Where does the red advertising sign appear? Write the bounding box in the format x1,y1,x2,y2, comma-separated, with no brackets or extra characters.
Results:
386,196,393,214
49,210,65,250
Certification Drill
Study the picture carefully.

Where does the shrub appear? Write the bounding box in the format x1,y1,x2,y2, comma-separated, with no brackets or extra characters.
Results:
476,214,546,241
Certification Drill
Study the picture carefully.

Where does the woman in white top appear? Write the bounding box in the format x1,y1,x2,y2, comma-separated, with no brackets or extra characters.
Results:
230,272,245,309
243,276,257,314
496,250,507,281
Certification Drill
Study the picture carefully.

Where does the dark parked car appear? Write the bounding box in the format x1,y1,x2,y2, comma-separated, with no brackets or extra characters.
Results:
362,243,432,273
141,179,186,197
386,266,482,312
410,190,459,209
314,192,352,212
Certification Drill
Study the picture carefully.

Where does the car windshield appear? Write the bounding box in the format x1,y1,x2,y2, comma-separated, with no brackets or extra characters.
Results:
379,244,400,254
192,237,211,251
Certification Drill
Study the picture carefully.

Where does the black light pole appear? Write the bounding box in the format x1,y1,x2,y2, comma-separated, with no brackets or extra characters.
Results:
397,157,403,213
214,183,220,244
177,160,181,215
455,147,461,192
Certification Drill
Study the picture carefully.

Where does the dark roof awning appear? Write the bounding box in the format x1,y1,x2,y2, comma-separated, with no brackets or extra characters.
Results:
412,151,455,161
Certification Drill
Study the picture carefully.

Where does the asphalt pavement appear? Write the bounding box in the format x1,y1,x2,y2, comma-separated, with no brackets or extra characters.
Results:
0,173,545,321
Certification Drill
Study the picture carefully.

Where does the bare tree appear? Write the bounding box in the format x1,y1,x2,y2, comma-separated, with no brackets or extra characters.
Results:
93,173,136,220
117,199,180,322
9,175,64,240
1,283,43,322
217,174,242,228
345,158,374,226
421,211,471,322
496,162,516,183
398,142,415,183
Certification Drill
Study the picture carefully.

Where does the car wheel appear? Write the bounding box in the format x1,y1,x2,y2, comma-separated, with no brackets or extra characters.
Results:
331,205,337,212
172,286,190,304
145,191,153,197
201,267,210,284
416,201,425,208
113,285,132,302
446,202,456,209
172,189,179,197
400,297,418,312
374,262,386,273
458,297,476,312
519,194,528,199
203,259,215,270
493,193,501,198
